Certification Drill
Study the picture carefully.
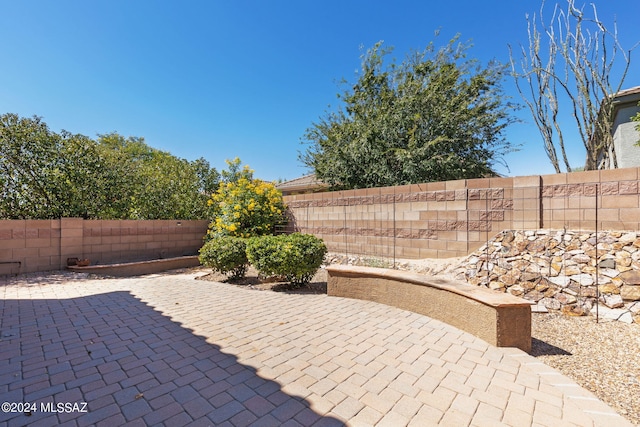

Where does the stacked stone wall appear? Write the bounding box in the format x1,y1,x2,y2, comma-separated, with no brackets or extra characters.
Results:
452,230,640,323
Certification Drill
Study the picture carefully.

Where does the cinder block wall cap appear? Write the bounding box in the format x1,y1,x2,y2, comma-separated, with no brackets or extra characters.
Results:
325,265,534,309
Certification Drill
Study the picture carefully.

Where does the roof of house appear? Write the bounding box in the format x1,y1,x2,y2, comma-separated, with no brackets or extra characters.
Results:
276,174,328,195
614,86,640,97
612,86,640,106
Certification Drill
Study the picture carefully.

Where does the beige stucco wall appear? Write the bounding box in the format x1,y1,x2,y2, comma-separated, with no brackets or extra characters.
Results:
613,103,640,169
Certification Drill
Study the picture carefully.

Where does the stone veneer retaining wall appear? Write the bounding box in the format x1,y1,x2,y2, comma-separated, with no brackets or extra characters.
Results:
283,167,640,260
451,229,640,324
0,218,209,275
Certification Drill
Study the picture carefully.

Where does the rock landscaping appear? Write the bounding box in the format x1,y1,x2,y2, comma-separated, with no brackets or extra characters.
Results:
327,229,640,324
453,229,640,323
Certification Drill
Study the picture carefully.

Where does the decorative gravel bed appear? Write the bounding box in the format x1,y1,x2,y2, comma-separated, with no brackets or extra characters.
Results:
531,312,640,425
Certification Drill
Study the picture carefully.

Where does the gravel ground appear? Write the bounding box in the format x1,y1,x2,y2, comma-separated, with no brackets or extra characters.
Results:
531,311,640,425
3,266,640,425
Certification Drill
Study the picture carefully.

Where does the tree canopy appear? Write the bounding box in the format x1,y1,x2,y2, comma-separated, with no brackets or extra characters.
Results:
300,35,518,189
0,113,219,219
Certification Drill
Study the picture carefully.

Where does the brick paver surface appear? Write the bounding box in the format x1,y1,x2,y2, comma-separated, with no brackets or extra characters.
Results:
0,272,632,426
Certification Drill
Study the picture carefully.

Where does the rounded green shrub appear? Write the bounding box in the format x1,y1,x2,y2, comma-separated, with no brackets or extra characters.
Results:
246,233,327,287
245,235,282,278
198,236,248,280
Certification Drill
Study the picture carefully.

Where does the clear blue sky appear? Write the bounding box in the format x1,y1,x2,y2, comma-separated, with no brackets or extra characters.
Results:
1,1,639,182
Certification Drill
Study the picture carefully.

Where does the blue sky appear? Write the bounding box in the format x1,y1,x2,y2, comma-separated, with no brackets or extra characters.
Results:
1,1,639,182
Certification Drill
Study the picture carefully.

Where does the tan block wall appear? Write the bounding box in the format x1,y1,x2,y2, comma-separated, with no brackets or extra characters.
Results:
0,220,61,275
285,167,640,260
541,168,640,231
0,218,209,275
285,176,531,259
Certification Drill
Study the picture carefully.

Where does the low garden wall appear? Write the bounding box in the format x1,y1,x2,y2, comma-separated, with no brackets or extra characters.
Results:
67,255,201,277
0,218,209,275
327,265,533,351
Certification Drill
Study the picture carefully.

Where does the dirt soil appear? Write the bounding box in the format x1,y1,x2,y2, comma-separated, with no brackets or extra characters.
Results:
195,266,329,294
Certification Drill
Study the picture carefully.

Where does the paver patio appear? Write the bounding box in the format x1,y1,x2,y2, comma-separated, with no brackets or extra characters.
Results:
0,271,632,426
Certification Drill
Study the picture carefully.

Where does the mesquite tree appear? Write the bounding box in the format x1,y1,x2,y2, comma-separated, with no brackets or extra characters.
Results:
510,0,637,172
301,34,518,189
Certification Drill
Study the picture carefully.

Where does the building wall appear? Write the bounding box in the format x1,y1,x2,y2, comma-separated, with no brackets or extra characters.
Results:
0,218,209,275
612,103,640,169
284,168,640,259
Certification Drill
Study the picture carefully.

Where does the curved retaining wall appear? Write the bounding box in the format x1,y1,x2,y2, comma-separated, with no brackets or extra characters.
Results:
326,265,533,352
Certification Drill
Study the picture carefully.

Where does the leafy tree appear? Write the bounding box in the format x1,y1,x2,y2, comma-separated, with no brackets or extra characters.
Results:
0,114,218,219
1,114,54,217
96,132,219,220
193,157,220,197
0,114,107,219
56,131,122,219
300,34,518,189
509,0,637,172
633,103,640,145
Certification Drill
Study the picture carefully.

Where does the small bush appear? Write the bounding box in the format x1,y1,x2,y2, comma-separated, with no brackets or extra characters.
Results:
198,236,248,280
246,233,327,287
245,235,281,277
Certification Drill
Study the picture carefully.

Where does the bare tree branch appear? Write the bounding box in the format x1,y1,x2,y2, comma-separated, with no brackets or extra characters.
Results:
510,0,636,171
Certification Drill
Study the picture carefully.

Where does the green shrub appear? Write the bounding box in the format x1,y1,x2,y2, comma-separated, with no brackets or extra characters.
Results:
198,236,248,280
245,235,281,277
246,233,327,287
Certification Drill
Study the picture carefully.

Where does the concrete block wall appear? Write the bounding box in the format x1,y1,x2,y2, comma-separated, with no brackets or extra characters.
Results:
285,177,532,259
540,168,640,231
0,219,62,275
0,218,209,275
4,168,640,272
284,167,640,260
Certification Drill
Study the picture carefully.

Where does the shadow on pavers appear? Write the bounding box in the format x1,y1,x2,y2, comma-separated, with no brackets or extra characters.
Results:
0,292,344,426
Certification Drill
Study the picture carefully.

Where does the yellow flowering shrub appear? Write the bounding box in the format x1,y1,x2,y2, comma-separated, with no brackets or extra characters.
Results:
206,176,285,239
